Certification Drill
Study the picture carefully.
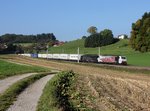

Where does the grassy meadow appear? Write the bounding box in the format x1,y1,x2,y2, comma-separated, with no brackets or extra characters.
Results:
0,60,50,79
48,39,150,67
14,43,33,47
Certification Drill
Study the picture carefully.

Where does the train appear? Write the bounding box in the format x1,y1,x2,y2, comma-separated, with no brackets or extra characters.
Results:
20,53,127,65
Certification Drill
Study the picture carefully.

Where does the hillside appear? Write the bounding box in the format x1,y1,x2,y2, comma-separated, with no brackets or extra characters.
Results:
49,39,150,67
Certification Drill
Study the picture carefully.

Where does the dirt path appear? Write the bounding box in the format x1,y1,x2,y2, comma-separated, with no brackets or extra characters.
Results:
7,74,54,111
0,73,37,94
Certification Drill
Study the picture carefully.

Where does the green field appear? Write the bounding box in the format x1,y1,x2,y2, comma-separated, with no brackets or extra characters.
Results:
14,43,33,47
0,60,49,79
48,39,150,67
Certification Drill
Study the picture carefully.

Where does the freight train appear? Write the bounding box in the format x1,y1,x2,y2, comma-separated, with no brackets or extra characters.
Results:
20,53,127,65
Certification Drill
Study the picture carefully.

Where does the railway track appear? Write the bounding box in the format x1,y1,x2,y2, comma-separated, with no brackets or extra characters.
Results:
1,54,150,71
37,57,150,71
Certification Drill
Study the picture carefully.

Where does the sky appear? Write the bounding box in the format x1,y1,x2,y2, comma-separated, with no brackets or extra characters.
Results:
0,0,150,41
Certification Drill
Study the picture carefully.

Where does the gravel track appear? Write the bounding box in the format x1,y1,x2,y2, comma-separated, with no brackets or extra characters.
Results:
0,73,37,94
7,74,54,111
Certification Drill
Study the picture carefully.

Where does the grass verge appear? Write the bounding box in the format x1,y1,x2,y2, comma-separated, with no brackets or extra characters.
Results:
0,73,50,111
37,71,76,111
0,59,50,79
37,71,93,111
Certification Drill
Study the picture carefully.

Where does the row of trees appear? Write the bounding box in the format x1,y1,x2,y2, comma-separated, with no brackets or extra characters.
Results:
0,42,49,54
0,43,24,54
130,12,150,52
0,33,57,54
23,43,48,53
0,33,56,43
84,26,115,47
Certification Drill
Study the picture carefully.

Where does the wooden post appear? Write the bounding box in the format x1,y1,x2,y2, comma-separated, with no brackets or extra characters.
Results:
77,47,80,63
46,45,49,59
99,47,100,56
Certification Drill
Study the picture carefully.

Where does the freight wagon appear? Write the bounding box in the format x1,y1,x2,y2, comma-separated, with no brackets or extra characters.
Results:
80,54,99,63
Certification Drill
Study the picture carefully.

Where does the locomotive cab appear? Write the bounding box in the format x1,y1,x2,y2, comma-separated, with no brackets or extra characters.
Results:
118,56,127,65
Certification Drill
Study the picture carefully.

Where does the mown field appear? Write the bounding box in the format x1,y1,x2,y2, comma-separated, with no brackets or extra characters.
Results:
37,71,150,111
0,59,49,79
49,39,150,67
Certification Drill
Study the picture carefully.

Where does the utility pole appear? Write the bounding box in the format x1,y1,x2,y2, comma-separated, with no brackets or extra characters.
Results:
62,48,64,53
98,47,100,57
77,47,80,63
46,44,49,59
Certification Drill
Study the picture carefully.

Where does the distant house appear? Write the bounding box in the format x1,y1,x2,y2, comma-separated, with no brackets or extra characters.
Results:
118,34,128,39
53,41,65,47
0,43,7,50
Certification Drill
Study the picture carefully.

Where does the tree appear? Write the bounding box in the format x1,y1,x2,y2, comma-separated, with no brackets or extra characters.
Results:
85,29,114,47
87,26,97,35
124,35,128,39
15,45,24,54
0,33,56,44
85,33,100,47
130,12,150,52
100,29,114,46
82,36,87,39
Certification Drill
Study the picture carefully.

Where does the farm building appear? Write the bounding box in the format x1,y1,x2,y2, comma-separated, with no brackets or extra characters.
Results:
53,41,65,47
118,34,128,39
